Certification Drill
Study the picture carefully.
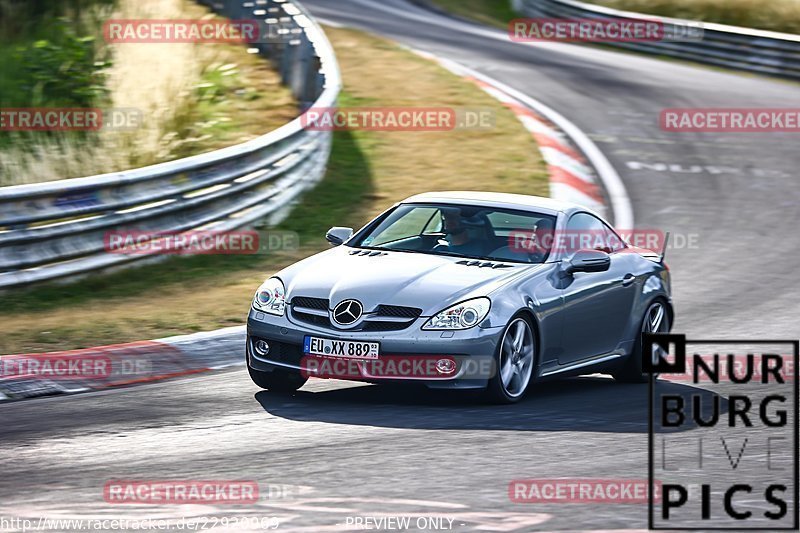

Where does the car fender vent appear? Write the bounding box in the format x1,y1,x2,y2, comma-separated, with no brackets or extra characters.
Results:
349,249,388,257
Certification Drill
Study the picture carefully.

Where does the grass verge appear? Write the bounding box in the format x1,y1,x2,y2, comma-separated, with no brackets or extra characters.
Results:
425,0,516,28
0,25,547,354
584,1,800,35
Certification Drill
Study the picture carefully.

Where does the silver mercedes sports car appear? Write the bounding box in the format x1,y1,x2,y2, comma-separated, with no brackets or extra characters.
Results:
246,191,673,403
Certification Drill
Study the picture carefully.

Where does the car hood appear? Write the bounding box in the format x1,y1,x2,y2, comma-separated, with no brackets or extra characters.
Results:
277,246,535,315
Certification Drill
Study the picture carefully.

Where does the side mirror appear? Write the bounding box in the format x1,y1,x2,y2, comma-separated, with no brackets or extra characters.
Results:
325,227,353,246
565,249,611,274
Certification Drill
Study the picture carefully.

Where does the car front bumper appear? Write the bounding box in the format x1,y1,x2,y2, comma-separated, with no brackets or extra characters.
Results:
246,309,503,389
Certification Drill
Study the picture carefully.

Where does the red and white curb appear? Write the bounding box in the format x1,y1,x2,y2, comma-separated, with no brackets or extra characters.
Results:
411,50,633,229
0,326,245,402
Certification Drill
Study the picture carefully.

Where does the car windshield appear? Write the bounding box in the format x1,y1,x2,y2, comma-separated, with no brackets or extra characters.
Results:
350,203,557,264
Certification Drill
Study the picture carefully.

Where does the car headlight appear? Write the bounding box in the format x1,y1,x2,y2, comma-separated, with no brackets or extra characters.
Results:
422,297,491,330
253,277,286,316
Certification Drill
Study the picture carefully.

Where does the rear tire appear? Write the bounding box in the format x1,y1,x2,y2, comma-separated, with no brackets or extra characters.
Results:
248,365,307,392
486,315,536,404
613,299,670,383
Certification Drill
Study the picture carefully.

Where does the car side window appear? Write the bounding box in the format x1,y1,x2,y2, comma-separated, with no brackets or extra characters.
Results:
602,222,627,253
565,213,615,255
367,206,439,246
421,209,443,235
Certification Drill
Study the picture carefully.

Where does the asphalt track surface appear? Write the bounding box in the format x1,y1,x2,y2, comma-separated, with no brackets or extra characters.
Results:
2,1,799,531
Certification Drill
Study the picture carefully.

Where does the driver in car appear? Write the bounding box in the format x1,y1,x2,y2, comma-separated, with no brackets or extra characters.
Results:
437,208,487,257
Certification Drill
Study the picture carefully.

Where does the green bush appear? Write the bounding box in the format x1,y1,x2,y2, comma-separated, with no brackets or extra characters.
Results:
13,20,111,108
0,6,112,150
0,0,115,38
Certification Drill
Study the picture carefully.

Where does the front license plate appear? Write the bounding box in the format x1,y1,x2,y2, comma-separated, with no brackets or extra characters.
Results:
304,336,380,359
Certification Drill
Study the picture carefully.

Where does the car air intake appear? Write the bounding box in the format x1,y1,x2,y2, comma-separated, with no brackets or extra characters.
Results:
289,298,421,331
291,297,329,310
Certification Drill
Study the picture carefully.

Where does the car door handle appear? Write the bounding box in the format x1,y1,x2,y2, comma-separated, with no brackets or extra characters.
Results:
622,274,636,286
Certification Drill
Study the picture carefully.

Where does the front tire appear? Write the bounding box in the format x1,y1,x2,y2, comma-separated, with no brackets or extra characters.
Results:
248,365,307,392
486,315,536,404
613,299,670,383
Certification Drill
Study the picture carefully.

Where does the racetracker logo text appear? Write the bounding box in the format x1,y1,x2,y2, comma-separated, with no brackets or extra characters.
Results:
301,107,494,131
103,19,260,43
509,479,662,504
105,231,258,255
0,108,144,131
103,481,259,504
300,355,460,380
661,109,800,132
0,354,112,379
509,18,703,43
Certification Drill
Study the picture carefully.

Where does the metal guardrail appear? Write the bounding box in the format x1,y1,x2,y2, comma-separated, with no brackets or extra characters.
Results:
518,0,800,80
0,0,341,289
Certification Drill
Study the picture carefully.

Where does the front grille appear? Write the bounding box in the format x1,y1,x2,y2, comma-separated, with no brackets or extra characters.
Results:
289,297,421,331
292,297,329,310
293,312,331,328
291,296,333,328
362,321,410,332
375,304,422,319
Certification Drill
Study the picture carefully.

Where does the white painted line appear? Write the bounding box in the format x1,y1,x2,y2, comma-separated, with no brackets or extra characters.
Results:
155,325,245,345
539,147,596,183
475,84,520,106
57,385,90,393
518,115,566,143
316,17,345,28
551,183,606,212
209,362,246,370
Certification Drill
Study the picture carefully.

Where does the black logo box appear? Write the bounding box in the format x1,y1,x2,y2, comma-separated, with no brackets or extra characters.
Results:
645,334,799,531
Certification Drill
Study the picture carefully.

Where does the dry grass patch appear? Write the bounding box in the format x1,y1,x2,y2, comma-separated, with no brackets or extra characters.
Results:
427,0,518,28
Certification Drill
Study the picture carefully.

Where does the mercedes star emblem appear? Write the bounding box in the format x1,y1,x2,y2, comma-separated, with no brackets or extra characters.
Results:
332,299,363,326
